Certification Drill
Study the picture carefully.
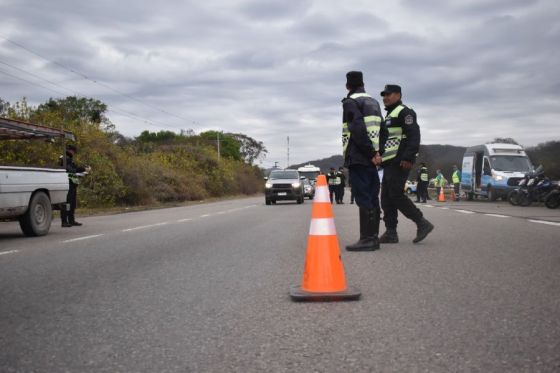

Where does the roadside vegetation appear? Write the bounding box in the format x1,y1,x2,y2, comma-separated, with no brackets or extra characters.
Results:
0,97,266,208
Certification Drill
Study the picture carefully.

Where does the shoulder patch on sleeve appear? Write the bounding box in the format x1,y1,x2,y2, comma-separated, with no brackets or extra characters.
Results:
404,114,414,125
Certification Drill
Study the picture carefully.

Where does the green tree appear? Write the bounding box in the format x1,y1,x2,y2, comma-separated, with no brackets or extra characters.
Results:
199,131,241,161
227,132,268,164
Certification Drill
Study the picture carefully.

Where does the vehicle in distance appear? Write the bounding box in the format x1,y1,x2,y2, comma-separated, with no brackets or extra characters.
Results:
297,164,320,184
302,178,315,199
0,117,74,236
405,180,417,194
265,169,305,205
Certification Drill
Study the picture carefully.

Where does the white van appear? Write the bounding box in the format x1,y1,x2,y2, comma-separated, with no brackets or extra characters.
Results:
461,143,532,201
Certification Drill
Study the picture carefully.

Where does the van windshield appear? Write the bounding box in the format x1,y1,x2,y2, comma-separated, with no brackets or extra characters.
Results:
270,171,299,179
490,156,532,172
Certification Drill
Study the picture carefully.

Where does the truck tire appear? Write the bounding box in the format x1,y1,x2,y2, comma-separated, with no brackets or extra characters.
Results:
19,191,52,237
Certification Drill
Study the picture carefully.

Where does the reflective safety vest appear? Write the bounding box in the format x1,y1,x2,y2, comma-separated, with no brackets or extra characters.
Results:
420,167,429,182
382,105,406,162
328,173,337,185
452,170,460,184
342,93,383,155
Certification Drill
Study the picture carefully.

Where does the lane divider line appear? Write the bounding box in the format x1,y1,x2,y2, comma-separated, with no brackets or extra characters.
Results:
63,234,104,243
0,250,19,256
484,214,510,218
422,205,434,208
177,218,193,222
529,219,560,227
200,214,211,218
439,207,449,210
122,222,168,232
455,210,475,214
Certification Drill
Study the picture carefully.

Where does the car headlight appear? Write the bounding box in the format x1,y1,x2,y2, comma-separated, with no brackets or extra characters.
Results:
292,182,301,188
265,182,272,188
494,175,504,181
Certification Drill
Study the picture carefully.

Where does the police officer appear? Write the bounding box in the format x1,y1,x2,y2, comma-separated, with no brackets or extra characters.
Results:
60,144,90,227
337,167,346,204
417,162,429,203
327,167,337,204
452,165,461,201
379,84,434,244
342,71,386,251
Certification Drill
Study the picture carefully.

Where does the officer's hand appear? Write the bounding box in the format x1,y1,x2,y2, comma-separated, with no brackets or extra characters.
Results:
400,160,413,170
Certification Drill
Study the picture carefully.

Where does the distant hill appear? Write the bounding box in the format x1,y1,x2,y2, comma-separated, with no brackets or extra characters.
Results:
289,141,560,180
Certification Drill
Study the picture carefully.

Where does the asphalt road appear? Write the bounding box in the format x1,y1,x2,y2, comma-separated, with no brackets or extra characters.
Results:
1,195,559,372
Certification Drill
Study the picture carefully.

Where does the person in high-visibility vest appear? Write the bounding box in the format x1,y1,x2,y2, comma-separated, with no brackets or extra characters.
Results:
342,71,387,251
416,162,429,203
435,169,446,198
326,167,338,204
60,144,91,227
378,84,434,244
451,165,461,201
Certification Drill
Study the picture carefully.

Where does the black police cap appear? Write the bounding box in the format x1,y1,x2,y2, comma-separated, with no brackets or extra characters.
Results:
380,84,401,96
346,71,364,87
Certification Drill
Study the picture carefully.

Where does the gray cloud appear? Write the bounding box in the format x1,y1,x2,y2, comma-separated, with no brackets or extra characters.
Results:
1,0,558,167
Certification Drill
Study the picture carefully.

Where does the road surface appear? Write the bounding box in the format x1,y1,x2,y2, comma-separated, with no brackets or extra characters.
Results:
1,196,559,372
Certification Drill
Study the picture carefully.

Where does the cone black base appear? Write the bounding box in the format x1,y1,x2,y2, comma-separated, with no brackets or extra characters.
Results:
289,285,361,302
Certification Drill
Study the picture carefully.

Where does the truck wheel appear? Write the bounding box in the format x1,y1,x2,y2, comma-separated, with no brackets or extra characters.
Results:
487,186,497,201
19,191,52,237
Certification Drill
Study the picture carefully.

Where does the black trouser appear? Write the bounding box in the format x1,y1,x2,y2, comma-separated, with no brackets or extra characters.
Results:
61,182,77,223
454,183,460,199
349,164,380,210
418,181,428,202
338,185,345,203
381,164,423,230
328,185,336,203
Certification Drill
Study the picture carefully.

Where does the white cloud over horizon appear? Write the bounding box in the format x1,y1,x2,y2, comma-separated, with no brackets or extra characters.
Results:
1,0,559,167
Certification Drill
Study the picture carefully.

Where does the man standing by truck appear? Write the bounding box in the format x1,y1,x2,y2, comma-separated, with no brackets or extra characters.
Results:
378,84,434,244
60,145,90,227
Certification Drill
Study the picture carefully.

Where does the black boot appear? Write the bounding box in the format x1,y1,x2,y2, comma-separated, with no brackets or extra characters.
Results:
413,218,434,243
379,228,399,244
346,208,380,251
61,206,72,227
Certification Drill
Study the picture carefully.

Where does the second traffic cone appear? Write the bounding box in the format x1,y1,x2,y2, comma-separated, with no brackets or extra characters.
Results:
290,175,361,302
438,187,446,202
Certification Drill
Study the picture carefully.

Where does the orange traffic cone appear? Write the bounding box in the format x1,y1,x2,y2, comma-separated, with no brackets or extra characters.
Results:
438,187,446,202
290,175,361,302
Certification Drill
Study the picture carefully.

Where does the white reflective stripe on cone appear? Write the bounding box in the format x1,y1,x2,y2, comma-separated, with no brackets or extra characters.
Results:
309,218,337,236
314,186,330,203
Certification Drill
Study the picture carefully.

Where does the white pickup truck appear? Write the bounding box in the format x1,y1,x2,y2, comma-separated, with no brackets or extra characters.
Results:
0,117,74,236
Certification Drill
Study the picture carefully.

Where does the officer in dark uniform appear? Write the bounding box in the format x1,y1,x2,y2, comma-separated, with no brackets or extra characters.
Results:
326,167,337,204
337,167,346,204
417,162,429,203
342,71,387,251
379,84,434,244
60,144,90,227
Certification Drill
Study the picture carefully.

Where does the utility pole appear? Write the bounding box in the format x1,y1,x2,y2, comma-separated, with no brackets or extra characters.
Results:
287,135,290,169
217,131,221,161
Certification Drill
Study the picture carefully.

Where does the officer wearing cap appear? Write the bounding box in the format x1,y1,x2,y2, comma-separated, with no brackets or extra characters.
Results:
342,71,387,251
378,84,434,244
60,144,91,227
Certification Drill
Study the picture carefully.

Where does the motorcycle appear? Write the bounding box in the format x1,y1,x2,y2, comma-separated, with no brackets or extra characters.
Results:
544,182,560,209
517,166,554,206
507,165,543,206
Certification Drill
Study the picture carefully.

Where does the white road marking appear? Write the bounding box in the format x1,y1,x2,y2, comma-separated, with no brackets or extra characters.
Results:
63,234,104,243
439,207,449,210
122,222,168,232
200,214,211,218
455,209,475,214
177,218,193,222
423,205,434,208
0,250,19,256
484,214,510,218
529,219,560,227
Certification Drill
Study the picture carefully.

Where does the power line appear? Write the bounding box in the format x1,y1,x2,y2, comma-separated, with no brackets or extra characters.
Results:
0,34,197,125
0,66,176,131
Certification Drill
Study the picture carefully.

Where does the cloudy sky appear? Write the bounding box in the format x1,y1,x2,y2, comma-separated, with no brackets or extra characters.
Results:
1,0,559,166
